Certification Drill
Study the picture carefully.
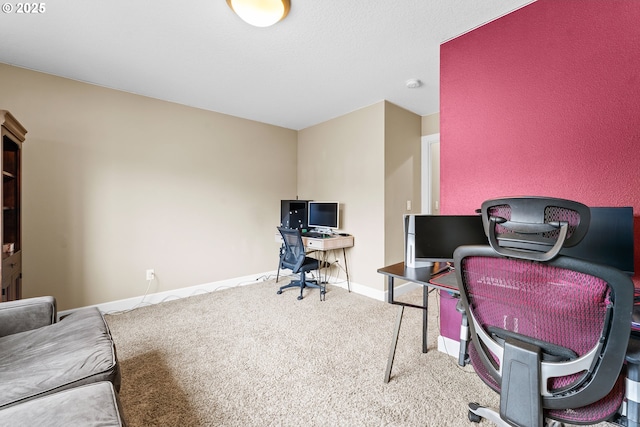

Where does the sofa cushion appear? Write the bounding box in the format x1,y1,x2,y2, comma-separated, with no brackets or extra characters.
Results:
0,307,120,408
0,296,56,337
0,381,126,427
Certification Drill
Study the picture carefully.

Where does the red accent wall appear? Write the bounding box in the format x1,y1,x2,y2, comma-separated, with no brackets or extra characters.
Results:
441,0,640,278
439,0,640,340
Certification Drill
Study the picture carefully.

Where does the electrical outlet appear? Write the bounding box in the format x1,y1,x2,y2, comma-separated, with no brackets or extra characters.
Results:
146,269,155,281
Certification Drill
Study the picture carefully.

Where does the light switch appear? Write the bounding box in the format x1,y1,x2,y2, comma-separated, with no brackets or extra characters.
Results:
406,200,412,211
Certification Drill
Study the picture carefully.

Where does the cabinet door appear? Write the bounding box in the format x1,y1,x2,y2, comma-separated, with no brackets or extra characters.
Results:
0,111,26,302
3,136,20,254
1,252,21,302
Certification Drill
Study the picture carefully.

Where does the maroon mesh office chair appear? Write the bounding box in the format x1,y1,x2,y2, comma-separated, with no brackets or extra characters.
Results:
276,227,324,301
454,197,636,426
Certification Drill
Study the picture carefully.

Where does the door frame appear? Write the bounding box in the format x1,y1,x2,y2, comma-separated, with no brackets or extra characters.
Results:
421,133,440,214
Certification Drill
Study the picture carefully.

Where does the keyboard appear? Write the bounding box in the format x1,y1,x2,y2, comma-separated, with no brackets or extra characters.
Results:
302,231,328,238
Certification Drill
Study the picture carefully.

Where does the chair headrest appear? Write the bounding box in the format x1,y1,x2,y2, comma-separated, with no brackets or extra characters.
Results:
480,196,590,261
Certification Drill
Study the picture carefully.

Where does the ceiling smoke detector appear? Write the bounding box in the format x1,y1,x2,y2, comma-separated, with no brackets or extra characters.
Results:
405,79,422,89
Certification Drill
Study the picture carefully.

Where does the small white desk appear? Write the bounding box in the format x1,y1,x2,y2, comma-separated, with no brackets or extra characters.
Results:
275,233,354,290
302,234,354,251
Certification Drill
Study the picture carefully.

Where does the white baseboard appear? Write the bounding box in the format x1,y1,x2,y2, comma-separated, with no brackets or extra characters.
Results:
338,279,387,301
437,335,460,358
283,268,386,301
59,270,378,318
318,274,423,302
386,280,422,299
59,269,428,318
59,271,279,318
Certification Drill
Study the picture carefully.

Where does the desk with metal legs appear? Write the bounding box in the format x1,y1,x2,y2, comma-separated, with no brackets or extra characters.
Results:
276,234,354,291
377,262,459,383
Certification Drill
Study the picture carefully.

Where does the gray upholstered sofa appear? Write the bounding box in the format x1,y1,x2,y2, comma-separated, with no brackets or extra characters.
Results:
0,297,126,426
0,382,125,427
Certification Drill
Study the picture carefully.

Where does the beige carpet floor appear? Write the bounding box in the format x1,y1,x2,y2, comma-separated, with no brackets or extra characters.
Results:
105,279,608,427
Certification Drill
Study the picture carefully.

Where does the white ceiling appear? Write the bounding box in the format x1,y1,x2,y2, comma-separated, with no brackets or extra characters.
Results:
0,0,534,130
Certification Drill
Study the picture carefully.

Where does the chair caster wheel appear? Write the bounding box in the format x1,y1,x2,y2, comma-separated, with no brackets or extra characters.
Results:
297,295,303,300
277,290,283,295
468,411,481,423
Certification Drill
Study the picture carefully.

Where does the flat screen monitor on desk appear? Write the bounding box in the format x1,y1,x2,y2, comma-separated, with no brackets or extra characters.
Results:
488,206,634,275
308,201,340,234
404,207,634,274
404,214,487,268
559,206,634,275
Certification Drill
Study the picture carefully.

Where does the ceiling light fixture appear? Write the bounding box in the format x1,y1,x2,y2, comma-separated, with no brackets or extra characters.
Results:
226,0,290,27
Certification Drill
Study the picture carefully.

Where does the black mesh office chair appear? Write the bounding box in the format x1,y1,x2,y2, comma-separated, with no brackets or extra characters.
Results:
454,196,637,426
276,227,325,301
276,208,307,283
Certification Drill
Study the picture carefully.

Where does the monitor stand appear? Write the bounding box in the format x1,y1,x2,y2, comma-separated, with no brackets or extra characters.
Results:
405,233,434,268
313,227,333,235
406,259,434,269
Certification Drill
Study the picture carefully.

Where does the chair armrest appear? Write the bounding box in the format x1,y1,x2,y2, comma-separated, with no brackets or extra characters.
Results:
0,296,57,337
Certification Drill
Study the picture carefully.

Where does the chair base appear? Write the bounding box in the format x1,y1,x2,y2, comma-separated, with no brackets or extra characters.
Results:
277,278,325,301
468,403,566,427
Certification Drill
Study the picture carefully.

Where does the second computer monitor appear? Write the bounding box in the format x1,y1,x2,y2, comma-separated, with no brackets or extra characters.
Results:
308,201,340,233
405,214,487,268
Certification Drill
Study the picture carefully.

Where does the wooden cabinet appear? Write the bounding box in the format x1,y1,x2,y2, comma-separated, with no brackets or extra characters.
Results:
1,111,26,302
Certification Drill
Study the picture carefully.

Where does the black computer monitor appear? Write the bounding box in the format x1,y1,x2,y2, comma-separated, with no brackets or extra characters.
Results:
404,208,635,274
560,206,634,275
405,214,487,267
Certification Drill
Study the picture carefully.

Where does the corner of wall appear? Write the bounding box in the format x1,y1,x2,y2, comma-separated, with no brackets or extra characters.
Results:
383,104,422,266
421,113,440,136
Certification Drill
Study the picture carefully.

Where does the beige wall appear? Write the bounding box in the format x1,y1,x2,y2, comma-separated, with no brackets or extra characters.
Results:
0,64,297,310
1,63,429,307
298,101,421,292
297,103,386,290
384,102,421,266
421,112,440,136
